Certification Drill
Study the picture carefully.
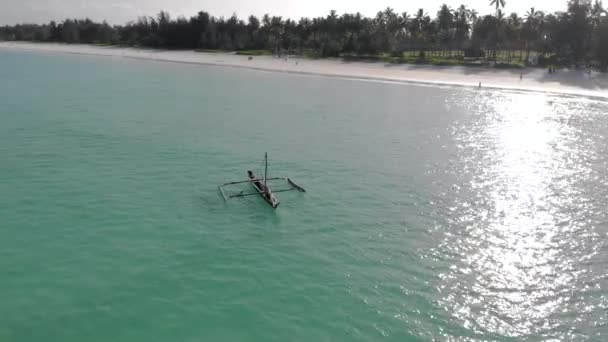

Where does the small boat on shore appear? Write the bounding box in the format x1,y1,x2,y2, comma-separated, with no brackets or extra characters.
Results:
218,153,306,209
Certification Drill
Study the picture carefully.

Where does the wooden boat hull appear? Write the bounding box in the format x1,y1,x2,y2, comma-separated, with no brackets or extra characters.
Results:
250,174,280,208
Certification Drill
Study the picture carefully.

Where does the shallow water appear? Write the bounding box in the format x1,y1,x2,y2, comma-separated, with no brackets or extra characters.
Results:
1,49,607,341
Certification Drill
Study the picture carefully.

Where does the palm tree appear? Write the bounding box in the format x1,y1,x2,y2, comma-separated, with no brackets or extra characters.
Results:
490,0,506,16
505,13,522,60
384,7,400,33
328,10,338,22
437,4,454,32
410,8,429,39
488,0,506,60
454,5,472,47
525,7,537,21
455,5,473,20
268,16,284,53
401,12,410,36
508,13,521,26
437,4,454,55
409,8,430,57
262,14,271,27
470,9,479,25
591,0,606,28
496,10,506,23
375,11,386,26
381,7,401,53
523,7,543,63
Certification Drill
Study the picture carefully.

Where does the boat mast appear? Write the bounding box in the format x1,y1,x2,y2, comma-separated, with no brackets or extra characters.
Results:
264,152,268,186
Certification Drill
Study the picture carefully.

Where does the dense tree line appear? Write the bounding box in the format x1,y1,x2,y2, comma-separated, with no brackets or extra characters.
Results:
1,0,608,70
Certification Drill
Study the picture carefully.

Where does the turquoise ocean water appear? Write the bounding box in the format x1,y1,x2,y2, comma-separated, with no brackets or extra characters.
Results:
1,49,608,341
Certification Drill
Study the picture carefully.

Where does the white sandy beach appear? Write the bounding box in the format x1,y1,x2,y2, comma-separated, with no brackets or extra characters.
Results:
2,41,607,98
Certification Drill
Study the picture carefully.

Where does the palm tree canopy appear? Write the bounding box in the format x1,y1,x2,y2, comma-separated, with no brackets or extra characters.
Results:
525,7,536,20
509,12,521,26
470,9,479,21
437,4,454,31
490,0,507,14
496,9,505,21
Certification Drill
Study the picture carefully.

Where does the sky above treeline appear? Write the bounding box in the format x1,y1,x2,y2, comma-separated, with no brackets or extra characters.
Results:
0,0,572,25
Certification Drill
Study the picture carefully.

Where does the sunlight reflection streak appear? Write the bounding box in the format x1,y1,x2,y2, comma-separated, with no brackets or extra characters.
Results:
436,92,608,339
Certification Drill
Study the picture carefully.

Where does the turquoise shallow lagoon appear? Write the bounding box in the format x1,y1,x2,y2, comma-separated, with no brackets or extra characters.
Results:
1,49,607,341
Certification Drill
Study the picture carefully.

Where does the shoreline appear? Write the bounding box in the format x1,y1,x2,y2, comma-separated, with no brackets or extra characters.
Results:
2,41,607,99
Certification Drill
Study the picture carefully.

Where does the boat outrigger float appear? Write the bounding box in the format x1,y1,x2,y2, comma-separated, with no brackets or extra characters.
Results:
218,153,306,208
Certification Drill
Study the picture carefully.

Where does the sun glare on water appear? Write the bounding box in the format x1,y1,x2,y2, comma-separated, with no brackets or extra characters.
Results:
436,91,607,339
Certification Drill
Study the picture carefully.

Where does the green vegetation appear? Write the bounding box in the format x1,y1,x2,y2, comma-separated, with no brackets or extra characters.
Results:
1,0,607,70
194,48,232,53
235,50,273,56
342,49,529,67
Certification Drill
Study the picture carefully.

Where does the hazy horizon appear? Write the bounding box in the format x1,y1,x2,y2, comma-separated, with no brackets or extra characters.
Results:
0,0,571,26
